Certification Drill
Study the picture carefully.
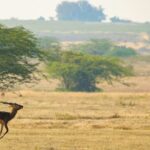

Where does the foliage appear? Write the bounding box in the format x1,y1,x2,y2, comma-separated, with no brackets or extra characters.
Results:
47,51,133,92
38,37,61,61
56,1,106,22
70,39,113,55
108,46,137,57
38,37,60,51
110,16,132,23
0,25,43,91
70,39,137,57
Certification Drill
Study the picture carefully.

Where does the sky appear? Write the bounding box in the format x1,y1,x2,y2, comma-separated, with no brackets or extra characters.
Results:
0,0,150,22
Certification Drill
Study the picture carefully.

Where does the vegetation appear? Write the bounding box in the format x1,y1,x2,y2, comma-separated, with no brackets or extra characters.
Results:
70,39,137,57
0,24,135,93
38,37,60,51
71,39,113,55
0,21,149,150
0,24,136,93
1,92,150,150
0,24,43,92
110,16,132,23
47,51,133,91
109,46,137,57
0,2,150,150
56,1,106,22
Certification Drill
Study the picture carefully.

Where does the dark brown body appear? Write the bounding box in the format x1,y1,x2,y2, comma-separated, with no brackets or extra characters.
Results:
0,102,23,139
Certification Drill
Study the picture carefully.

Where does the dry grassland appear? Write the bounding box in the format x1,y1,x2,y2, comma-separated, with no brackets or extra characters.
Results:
19,75,150,93
0,56,150,150
0,91,150,150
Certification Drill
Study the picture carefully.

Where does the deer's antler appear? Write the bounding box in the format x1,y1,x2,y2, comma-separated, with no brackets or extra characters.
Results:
0,101,15,105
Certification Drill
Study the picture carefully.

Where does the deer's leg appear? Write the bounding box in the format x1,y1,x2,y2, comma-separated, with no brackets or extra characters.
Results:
0,123,9,139
0,123,3,135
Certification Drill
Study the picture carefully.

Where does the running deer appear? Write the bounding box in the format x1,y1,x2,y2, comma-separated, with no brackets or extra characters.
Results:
0,102,23,139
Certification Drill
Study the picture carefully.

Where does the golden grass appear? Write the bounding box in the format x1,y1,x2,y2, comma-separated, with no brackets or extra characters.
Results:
0,91,150,150
100,76,150,92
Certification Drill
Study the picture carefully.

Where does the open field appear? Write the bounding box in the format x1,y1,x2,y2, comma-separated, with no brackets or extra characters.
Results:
1,20,150,54
0,91,150,150
1,20,150,33
1,20,150,42
17,76,150,93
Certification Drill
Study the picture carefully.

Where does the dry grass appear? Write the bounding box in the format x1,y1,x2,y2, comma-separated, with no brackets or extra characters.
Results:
14,75,150,93
100,76,150,92
0,91,150,150
17,75,150,93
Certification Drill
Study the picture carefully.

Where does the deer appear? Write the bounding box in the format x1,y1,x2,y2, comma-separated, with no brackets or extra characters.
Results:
0,102,23,139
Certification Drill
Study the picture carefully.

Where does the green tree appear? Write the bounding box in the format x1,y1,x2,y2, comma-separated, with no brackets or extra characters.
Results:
47,51,133,92
56,1,106,22
0,25,43,92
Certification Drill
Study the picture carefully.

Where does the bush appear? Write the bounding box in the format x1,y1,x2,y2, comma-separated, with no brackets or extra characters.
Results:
69,39,137,58
70,39,113,55
109,46,137,57
47,51,133,92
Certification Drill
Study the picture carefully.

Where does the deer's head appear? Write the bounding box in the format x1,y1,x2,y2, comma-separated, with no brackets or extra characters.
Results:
11,103,23,110
0,102,23,110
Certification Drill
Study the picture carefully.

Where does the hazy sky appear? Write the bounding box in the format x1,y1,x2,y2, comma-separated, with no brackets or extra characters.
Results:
0,0,150,22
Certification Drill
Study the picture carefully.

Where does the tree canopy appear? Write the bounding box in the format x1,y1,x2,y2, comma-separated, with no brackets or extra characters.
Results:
47,51,133,92
56,1,106,22
0,25,43,92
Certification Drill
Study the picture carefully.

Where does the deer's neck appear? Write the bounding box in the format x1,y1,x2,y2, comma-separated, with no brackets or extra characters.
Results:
9,109,18,120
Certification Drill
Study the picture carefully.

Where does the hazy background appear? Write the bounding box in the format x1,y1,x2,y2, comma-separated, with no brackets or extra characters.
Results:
0,0,150,22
